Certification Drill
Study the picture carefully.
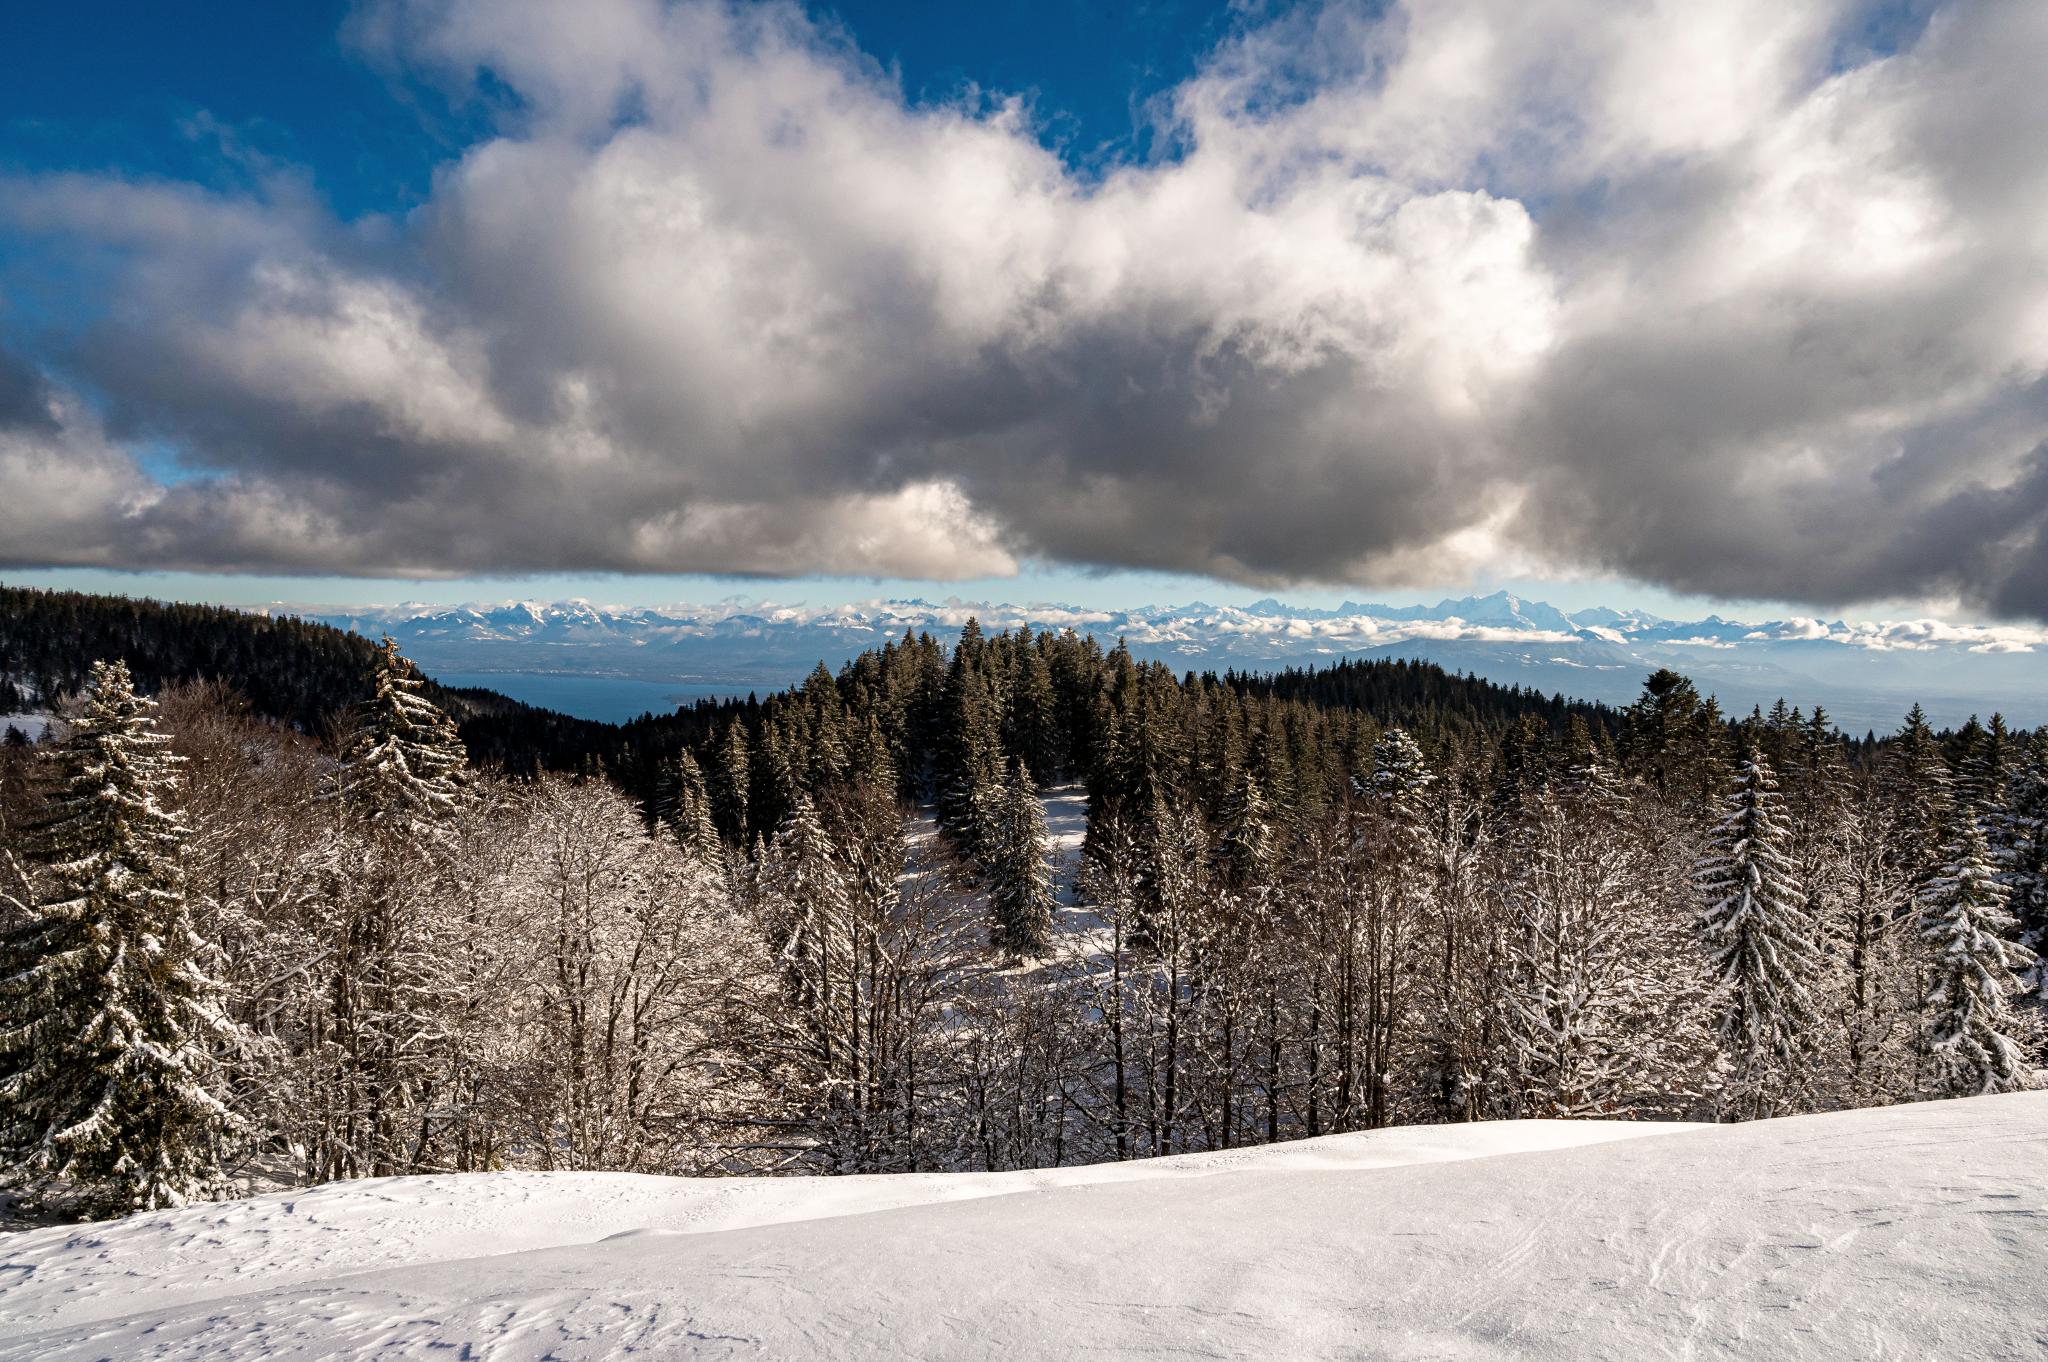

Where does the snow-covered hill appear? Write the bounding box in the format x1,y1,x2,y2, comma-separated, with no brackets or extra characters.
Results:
4,1094,2042,1360
309,592,2048,729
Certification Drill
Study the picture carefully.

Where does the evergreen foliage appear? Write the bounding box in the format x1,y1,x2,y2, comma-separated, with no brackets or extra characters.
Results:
1,584,1651,808
987,759,1056,958
333,638,467,831
315,640,471,1178
656,748,725,873
1368,727,1435,854
0,583,627,777
1216,766,1276,892
1916,817,2035,1096
1993,728,2048,945
1885,704,1953,883
0,661,235,1213
1693,750,1821,1113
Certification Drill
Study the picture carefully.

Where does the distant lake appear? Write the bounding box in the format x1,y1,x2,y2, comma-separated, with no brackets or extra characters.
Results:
427,670,763,724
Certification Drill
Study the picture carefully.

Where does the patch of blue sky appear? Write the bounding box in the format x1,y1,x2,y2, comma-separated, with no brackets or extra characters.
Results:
816,0,1240,174
0,2,484,218
1828,0,1941,72
130,440,211,486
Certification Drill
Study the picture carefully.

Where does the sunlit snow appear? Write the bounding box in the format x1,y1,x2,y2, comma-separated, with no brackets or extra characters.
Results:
2,1095,2041,1360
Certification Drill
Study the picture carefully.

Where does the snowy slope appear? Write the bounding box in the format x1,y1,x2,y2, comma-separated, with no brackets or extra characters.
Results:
3,1096,2043,1360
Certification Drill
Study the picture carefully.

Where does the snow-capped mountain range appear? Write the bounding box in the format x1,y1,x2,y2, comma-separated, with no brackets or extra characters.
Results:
309,592,2048,730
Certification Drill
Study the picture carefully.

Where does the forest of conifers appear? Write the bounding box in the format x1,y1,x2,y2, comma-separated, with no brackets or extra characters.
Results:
0,588,2039,1218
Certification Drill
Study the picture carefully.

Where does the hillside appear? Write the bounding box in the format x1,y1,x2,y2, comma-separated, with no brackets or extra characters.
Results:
0,584,679,776
2,1095,2041,1360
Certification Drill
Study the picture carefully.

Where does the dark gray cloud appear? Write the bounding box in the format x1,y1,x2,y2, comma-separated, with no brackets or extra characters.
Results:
0,342,54,433
1,0,2046,618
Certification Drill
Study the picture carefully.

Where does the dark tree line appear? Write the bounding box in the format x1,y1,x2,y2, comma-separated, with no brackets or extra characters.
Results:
0,583,1651,797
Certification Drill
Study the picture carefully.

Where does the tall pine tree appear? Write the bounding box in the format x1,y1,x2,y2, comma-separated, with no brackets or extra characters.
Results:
317,638,469,1178
1216,766,1276,893
0,661,236,1213
1993,727,2048,947
988,758,1057,958
334,637,466,831
1916,816,2035,1096
1693,749,1820,1116
656,748,725,873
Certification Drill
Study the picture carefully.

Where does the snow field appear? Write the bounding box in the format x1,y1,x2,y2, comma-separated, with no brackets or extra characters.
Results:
2,1094,2044,1360
0,1112,1693,1337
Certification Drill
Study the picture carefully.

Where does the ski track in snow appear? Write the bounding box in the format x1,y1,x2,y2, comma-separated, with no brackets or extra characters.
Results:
3,1095,2046,1360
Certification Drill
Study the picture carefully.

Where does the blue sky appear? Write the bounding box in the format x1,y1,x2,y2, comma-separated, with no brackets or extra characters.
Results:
1,2,1228,208
2,1,2043,628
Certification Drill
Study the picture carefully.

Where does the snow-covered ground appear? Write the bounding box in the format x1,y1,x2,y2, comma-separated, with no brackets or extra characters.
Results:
1038,780,1104,947
905,781,1101,967
3,1094,2043,1360
0,711,58,742
1040,779,1088,882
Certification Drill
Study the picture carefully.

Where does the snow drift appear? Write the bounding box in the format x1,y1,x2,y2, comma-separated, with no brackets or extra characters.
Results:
2,1094,2043,1360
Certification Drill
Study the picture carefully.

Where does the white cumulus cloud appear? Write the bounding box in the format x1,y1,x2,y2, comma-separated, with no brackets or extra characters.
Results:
0,0,2043,616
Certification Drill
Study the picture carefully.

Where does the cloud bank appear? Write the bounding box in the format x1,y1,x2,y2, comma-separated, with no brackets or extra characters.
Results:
3,1,2047,616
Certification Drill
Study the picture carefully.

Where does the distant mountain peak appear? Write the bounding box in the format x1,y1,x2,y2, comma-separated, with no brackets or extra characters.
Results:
309,593,2048,730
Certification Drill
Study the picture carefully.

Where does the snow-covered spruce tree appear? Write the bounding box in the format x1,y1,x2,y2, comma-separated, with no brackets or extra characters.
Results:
796,663,851,791
1213,765,1298,1145
936,619,1004,862
1883,705,1953,889
1322,727,1435,1131
757,791,850,1025
1217,765,1276,894
1623,669,1722,802
845,710,898,793
748,790,860,1167
656,748,726,874
0,660,236,1214
709,719,752,846
1693,749,1822,1117
333,637,466,830
315,636,469,1179
1010,640,1063,783
1915,816,2036,1096
748,724,802,852
1368,727,1435,842
1949,715,2009,824
730,781,982,1175
1130,794,1213,1154
1507,776,1632,1116
1189,790,1268,1146
1773,714,1860,1109
987,758,1056,959
1993,727,2048,947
